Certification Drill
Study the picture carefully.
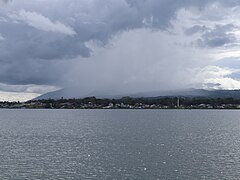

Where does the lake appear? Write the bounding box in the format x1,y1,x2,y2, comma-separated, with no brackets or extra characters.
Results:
0,109,239,179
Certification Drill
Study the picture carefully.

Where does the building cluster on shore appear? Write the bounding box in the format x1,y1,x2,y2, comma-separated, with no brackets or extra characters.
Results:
2,97,240,109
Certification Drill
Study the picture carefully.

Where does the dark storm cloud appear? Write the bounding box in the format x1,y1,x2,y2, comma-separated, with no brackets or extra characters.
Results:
190,24,237,47
0,0,239,92
0,0,11,3
0,0,212,86
184,25,209,35
0,0,214,61
0,59,70,85
0,0,216,65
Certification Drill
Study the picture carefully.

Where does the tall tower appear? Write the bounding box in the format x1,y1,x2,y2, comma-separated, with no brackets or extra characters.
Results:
177,98,180,108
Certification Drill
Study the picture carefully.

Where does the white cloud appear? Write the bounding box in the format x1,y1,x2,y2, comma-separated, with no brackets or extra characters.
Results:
193,66,240,89
205,77,240,90
0,83,59,102
0,83,59,94
66,28,211,94
10,10,76,36
0,91,38,102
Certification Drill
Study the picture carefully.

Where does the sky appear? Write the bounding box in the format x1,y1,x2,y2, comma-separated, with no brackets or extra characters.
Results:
1,0,240,101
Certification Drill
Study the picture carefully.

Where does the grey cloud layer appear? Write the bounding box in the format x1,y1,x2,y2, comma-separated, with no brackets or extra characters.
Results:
0,0,239,93
0,0,216,63
187,24,237,47
0,0,11,4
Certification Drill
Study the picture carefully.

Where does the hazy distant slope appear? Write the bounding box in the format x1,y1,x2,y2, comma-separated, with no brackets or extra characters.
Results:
34,88,240,100
34,88,124,100
35,88,82,100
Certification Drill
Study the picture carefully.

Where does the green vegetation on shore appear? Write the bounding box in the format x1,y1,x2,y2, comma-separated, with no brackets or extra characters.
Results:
2,96,240,109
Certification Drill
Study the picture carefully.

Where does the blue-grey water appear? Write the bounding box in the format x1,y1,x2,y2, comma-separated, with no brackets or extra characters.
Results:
0,109,240,179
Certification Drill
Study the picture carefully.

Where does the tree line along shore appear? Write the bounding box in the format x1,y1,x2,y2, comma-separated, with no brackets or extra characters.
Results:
2,96,240,109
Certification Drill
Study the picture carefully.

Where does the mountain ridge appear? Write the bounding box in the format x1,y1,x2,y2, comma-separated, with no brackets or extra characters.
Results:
34,88,240,100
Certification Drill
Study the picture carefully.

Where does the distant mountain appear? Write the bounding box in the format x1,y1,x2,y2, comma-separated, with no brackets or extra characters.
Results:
34,88,125,100
34,88,240,100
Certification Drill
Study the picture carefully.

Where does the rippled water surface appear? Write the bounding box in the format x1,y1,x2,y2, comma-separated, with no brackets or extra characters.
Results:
0,109,240,179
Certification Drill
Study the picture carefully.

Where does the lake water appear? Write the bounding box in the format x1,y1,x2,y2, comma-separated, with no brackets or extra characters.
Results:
0,109,240,179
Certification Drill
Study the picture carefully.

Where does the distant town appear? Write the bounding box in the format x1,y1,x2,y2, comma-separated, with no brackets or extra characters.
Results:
2,96,240,109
